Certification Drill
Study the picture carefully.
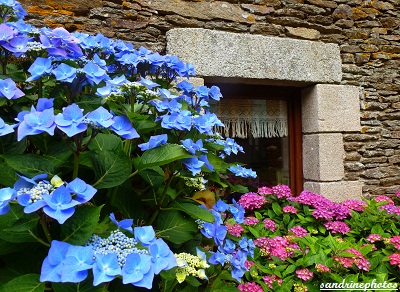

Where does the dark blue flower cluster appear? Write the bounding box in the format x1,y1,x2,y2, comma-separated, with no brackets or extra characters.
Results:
40,214,177,288
199,200,255,282
0,173,96,223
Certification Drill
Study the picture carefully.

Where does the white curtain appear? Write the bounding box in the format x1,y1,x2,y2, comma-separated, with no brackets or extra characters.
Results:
212,99,288,138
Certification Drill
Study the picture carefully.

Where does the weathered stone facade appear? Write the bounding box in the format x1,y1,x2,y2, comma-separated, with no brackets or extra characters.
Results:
19,0,400,197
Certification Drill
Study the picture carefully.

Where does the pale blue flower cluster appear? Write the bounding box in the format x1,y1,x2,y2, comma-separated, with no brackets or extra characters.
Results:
40,214,177,289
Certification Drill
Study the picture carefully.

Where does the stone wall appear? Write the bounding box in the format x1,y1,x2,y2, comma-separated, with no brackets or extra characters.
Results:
19,0,400,196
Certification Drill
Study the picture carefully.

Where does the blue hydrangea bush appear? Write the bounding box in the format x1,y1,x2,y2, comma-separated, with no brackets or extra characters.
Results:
0,1,257,291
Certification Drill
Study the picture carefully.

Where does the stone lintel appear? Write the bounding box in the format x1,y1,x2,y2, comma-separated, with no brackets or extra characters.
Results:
303,133,344,181
166,28,342,84
302,84,361,133
303,181,363,202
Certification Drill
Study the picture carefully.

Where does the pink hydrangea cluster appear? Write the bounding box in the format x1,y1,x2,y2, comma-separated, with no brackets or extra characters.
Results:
295,268,313,281
342,200,367,212
283,205,297,214
226,222,244,237
333,248,370,271
262,274,283,288
366,234,382,243
315,264,330,273
389,236,400,249
238,192,266,211
263,219,277,232
396,190,400,197
388,253,400,267
324,221,351,234
237,282,263,292
289,226,308,238
254,236,292,260
271,184,292,198
375,195,394,205
258,186,272,195
244,217,259,225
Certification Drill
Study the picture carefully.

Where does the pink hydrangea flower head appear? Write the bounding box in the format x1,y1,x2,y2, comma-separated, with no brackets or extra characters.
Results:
396,190,400,197
379,204,400,215
262,275,283,289
289,226,308,238
271,184,292,199
355,257,371,271
366,234,382,243
258,186,272,195
244,217,259,225
324,221,350,234
238,192,266,211
333,256,354,268
263,219,277,232
238,282,263,292
283,205,297,214
315,264,330,273
296,268,313,281
342,200,367,212
226,222,244,237
375,195,394,205
388,253,400,267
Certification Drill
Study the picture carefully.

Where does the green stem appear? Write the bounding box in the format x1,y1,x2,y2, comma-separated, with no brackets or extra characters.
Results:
128,169,139,179
148,207,159,226
40,216,52,244
72,153,80,179
28,230,50,247
123,139,131,155
38,78,43,99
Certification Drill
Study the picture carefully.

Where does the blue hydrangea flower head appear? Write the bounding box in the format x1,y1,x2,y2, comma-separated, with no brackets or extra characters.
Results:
182,157,204,176
0,187,17,215
0,117,14,136
36,98,54,111
61,246,94,282
85,106,114,129
199,154,214,172
209,86,222,101
0,78,24,100
138,134,167,151
0,23,16,43
52,63,77,83
110,213,133,234
17,108,56,141
55,104,87,137
42,185,80,224
209,250,226,266
213,200,229,213
149,238,177,274
121,253,154,288
2,36,29,56
228,165,257,179
110,115,139,139
181,139,206,156
138,77,159,89
40,240,71,282
177,80,194,94
92,253,121,286
66,177,97,203
134,226,155,246
26,57,52,82
82,62,109,85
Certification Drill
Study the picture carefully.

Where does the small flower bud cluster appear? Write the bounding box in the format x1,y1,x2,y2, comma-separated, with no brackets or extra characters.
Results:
26,41,45,52
17,181,53,204
85,230,143,267
175,251,209,283
183,177,207,190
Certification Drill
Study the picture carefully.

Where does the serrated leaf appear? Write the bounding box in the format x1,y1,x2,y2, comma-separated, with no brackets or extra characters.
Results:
0,274,44,292
136,144,192,170
156,210,198,244
60,205,103,245
0,205,38,243
88,133,123,152
91,150,131,189
171,201,214,222
0,163,18,187
3,151,72,178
